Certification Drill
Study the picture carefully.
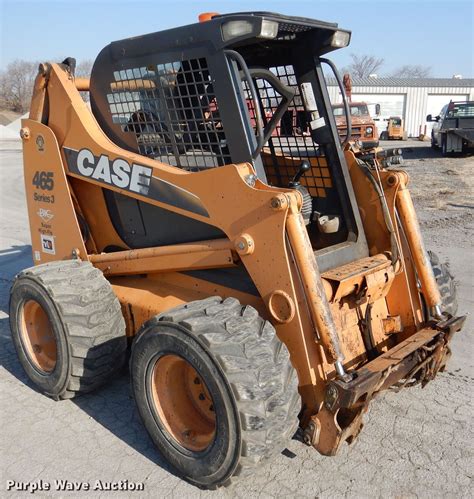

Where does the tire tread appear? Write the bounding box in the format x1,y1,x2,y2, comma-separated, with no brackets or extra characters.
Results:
13,260,127,399
155,296,300,485
428,251,458,315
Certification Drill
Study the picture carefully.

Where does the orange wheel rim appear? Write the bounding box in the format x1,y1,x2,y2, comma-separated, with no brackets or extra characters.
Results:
20,300,57,373
151,354,216,452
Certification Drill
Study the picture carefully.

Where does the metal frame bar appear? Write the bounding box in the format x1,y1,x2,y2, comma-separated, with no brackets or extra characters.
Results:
89,238,236,276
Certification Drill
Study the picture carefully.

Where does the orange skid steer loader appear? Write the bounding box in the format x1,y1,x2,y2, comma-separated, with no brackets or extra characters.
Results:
10,12,463,489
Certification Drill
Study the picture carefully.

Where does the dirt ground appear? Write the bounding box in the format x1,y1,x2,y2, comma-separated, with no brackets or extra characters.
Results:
0,138,472,498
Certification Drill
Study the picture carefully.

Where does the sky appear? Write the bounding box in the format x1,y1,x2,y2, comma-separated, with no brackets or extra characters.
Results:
0,0,473,77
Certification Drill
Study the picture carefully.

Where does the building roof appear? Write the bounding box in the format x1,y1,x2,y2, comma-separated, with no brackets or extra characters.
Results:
326,77,474,87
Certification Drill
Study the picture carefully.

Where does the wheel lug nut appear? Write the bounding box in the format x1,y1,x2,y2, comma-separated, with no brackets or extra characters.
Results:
194,377,201,384
209,405,214,412
199,393,205,400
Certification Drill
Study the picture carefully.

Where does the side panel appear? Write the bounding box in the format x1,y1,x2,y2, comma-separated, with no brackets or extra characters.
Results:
21,119,86,263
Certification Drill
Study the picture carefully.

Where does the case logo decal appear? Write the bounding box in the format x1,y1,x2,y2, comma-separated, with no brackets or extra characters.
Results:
63,147,210,218
66,148,152,195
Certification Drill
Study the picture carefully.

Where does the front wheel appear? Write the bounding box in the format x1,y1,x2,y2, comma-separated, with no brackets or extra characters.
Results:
130,297,300,489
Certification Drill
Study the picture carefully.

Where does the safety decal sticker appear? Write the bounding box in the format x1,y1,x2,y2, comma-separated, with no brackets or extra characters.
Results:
40,234,56,255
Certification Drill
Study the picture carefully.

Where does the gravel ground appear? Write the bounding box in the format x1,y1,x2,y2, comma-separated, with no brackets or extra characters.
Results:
0,138,472,498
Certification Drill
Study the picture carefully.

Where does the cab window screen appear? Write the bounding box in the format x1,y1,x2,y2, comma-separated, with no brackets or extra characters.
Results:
106,58,231,170
241,64,333,198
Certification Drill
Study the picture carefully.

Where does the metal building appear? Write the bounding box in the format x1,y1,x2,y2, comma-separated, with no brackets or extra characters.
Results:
327,77,474,137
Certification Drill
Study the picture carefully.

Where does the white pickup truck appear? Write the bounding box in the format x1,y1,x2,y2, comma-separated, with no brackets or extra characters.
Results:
428,101,474,155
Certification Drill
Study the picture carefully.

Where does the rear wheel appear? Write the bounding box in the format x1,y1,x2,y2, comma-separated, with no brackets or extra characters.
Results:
431,132,438,149
130,297,300,489
9,260,127,399
429,251,458,316
441,134,449,156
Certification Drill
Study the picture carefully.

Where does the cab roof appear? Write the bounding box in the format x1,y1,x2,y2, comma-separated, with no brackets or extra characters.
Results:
104,11,350,60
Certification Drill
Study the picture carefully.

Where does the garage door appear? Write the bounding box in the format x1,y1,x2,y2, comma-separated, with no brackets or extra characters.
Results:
426,94,469,118
352,93,406,120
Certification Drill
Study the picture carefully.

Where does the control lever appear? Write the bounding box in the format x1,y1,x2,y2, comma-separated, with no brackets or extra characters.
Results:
289,160,311,188
289,161,312,225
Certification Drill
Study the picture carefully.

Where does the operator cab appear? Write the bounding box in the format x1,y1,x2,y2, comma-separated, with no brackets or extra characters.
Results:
90,11,368,271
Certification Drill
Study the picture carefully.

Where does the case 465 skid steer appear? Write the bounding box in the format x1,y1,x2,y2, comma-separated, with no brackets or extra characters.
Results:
10,11,464,489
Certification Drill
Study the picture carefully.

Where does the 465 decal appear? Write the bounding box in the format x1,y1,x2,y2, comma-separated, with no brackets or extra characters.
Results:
32,171,54,191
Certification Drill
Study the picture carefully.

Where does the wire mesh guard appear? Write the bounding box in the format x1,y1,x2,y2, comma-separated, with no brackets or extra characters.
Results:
106,58,333,198
243,64,333,198
107,58,230,170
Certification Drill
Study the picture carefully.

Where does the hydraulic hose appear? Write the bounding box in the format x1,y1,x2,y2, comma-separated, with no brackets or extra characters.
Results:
357,159,400,267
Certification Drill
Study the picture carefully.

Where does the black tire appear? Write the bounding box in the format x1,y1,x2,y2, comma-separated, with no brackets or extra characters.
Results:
9,260,127,400
428,251,458,316
130,296,300,489
431,132,438,149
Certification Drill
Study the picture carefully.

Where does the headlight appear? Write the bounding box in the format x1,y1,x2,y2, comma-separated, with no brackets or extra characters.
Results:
221,19,278,42
330,30,351,48
222,20,253,41
365,127,373,136
259,20,278,39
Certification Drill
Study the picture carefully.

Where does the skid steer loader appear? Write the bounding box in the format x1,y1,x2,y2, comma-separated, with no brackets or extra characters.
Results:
10,11,463,489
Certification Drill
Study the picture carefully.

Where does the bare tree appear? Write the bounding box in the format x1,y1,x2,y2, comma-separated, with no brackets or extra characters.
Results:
76,59,93,78
346,54,384,79
0,60,39,113
74,59,93,102
391,64,432,78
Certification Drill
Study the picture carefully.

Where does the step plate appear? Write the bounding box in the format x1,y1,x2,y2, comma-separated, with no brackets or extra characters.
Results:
322,254,391,283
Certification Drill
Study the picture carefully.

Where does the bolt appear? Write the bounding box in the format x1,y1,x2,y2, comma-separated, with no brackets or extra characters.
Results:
325,384,339,409
271,197,281,209
237,241,245,250
194,377,201,385
20,127,30,140
327,385,337,397
209,405,214,412
270,195,288,211
199,393,205,401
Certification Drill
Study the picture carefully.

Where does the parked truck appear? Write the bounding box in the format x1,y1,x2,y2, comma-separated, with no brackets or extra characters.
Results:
332,101,378,143
428,101,474,155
